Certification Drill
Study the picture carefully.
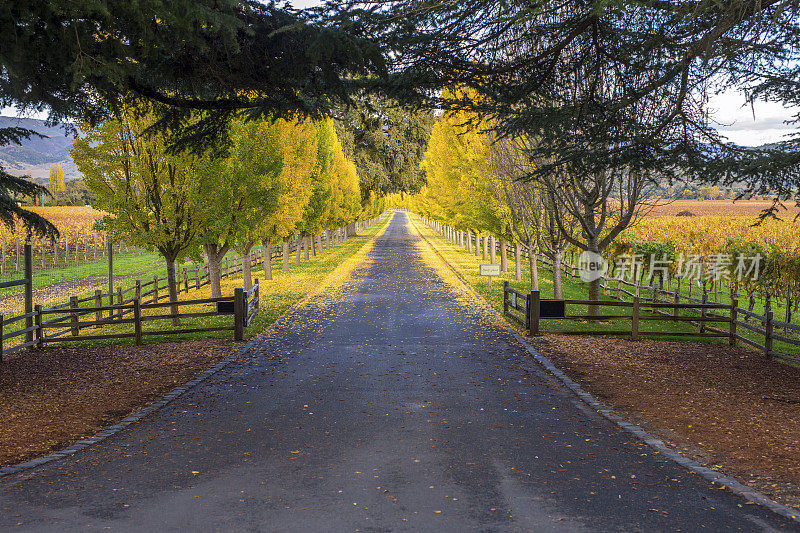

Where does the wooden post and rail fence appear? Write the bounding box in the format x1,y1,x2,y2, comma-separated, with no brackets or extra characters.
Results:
6,280,260,360
421,215,800,366
0,216,381,360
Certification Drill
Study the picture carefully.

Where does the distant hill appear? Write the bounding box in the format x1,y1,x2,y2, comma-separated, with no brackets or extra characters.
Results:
0,116,79,182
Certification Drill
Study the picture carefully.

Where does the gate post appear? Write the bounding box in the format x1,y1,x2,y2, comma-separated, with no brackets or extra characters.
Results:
528,290,540,335
133,298,143,346
234,288,245,341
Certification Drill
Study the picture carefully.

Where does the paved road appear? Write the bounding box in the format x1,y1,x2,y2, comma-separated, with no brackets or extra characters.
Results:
0,212,796,532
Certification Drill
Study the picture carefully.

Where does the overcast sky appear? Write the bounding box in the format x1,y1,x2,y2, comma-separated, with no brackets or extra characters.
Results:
4,0,797,147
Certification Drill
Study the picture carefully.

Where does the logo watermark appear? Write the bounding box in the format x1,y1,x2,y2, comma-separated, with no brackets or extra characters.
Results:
577,251,608,283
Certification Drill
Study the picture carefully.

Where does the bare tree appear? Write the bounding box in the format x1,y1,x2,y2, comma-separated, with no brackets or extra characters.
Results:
487,133,579,299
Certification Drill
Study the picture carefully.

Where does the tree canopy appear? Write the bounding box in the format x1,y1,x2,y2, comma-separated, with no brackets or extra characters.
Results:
334,93,433,198
0,0,384,234
331,0,800,215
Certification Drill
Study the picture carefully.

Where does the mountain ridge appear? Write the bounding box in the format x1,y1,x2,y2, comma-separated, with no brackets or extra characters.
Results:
0,116,79,182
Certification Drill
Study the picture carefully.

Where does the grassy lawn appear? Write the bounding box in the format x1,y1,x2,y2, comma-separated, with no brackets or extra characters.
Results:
0,251,164,295
32,216,390,349
409,214,750,346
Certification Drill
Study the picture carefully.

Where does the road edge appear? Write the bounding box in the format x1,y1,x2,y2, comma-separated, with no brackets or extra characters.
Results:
0,214,391,480
407,212,800,524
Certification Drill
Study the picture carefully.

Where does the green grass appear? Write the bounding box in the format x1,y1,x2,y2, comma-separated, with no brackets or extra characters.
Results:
32,216,390,349
411,216,764,348
0,251,164,296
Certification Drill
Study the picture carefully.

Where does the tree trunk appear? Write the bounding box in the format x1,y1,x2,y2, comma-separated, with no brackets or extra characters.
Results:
490,236,496,264
318,234,324,255
295,236,302,266
203,243,229,299
474,232,480,256
241,244,253,291
263,239,273,280
466,231,473,253
166,257,180,326
304,235,310,260
327,231,332,249
587,241,601,317
282,238,290,272
553,251,564,300
515,242,522,281
528,236,539,291
500,238,508,272
588,277,601,316
482,236,488,261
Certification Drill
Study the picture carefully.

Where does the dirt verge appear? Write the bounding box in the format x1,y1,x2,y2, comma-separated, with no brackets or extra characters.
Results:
0,340,238,467
530,334,800,510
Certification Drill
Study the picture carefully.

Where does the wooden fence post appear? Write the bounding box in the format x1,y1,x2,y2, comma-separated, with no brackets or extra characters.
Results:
135,280,141,301
0,314,4,363
528,290,540,335
134,298,142,346
700,291,708,334
195,267,201,290
183,269,189,293
729,298,738,346
34,305,42,348
117,286,123,319
503,281,509,316
24,244,32,344
95,290,102,327
153,275,159,303
630,296,641,340
234,288,245,341
765,310,774,358
786,286,792,332
673,285,680,321
70,296,79,337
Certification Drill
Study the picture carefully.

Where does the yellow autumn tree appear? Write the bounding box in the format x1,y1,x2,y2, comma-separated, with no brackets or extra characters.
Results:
48,164,65,196
421,86,509,245
324,135,361,242
257,118,318,278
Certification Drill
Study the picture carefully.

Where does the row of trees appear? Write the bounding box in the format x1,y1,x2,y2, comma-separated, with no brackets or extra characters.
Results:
71,100,371,317
3,0,800,239
398,86,655,312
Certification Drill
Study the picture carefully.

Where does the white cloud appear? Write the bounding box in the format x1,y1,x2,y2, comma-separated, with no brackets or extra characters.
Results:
279,0,323,8
0,107,48,121
709,90,799,146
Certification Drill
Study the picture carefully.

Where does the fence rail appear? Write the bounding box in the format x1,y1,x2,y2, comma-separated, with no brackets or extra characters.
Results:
26,282,259,349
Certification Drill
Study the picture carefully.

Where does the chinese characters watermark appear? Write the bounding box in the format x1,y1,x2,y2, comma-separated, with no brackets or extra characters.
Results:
578,253,762,283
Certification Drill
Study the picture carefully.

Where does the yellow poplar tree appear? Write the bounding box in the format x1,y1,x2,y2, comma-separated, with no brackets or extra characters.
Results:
257,118,318,278
421,86,508,238
71,101,204,323
48,164,65,196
